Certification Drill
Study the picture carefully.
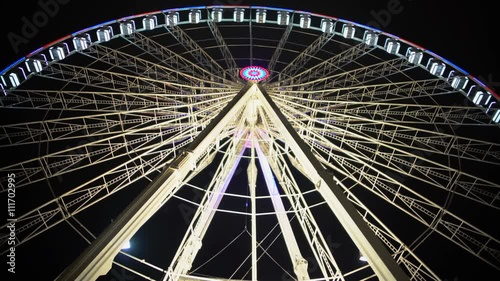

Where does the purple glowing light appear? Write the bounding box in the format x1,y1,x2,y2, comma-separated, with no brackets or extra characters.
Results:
240,66,269,82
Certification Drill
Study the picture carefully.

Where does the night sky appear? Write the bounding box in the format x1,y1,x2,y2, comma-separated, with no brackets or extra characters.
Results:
1,1,500,280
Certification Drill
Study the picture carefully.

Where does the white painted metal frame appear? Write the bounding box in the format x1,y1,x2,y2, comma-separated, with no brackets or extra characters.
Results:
55,83,410,281
1,5,499,281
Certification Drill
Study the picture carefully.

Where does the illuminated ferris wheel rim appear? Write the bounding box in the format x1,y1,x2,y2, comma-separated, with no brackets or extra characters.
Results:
0,3,498,278
1,5,499,123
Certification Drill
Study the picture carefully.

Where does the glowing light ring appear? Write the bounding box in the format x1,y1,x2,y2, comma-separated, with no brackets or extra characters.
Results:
240,66,269,81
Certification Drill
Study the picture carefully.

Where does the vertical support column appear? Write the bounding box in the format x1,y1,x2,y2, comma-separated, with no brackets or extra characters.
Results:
248,134,258,281
255,141,310,280
168,142,246,280
255,84,410,281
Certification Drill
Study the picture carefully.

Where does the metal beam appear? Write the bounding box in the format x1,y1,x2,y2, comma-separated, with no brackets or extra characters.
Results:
248,140,258,281
168,140,246,280
206,19,239,80
255,138,310,280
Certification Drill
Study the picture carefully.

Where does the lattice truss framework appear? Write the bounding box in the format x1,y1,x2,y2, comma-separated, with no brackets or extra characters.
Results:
0,5,499,281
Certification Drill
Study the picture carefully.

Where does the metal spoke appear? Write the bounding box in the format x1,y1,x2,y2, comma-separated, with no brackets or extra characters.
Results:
1,5,499,281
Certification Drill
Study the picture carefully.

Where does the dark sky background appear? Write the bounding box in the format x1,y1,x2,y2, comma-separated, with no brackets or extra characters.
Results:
1,1,500,281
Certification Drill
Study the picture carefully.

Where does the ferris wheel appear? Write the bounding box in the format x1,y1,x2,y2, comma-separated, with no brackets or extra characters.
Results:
1,5,499,281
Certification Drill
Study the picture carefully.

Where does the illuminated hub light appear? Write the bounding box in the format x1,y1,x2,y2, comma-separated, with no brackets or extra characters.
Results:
240,66,269,82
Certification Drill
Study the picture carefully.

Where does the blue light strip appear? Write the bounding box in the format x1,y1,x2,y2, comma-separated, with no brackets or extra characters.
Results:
1,57,25,75
426,50,469,75
0,5,494,103
253,6,294,13
349,21,382,33
27,47,44,57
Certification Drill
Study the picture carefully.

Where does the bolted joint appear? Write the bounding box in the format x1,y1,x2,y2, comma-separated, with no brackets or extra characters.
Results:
293,257,309,280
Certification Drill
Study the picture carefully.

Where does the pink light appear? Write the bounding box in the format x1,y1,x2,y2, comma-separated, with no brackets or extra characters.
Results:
240,66,269,82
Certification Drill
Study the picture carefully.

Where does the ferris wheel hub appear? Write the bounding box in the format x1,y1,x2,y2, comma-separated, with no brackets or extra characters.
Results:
240,66,269,82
